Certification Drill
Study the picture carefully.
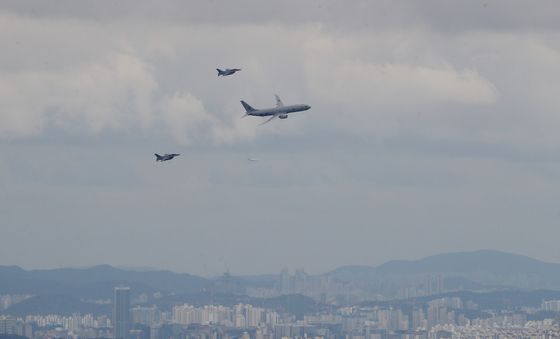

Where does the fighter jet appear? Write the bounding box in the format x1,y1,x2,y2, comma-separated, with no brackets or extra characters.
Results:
155,153,180,162
216,68,241,76
240,95,311,125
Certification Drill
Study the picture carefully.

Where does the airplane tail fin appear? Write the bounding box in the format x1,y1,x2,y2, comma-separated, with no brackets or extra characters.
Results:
241,100,256,113
216,68,224,76
154,153,163,161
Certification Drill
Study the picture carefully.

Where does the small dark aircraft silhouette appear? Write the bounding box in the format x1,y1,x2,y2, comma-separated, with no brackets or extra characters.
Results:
217,68,241,76
155,153,180,162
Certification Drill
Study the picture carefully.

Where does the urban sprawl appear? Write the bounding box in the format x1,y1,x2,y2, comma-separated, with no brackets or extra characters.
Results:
2,287,560,339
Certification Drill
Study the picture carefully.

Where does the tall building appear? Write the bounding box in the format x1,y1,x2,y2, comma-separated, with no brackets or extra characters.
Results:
542,300,560,312
0,315,16,335
113,286,131,339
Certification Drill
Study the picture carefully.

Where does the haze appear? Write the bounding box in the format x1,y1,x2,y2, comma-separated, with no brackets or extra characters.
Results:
1,0,560,276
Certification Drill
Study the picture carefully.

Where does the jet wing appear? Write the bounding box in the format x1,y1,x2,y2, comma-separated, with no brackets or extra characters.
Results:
259,115,277,125
275,94,284,107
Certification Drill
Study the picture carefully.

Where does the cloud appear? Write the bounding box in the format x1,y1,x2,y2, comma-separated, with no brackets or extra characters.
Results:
3,0,560,31
158,93,256,145
0,47,253,144
308,60,497,106
0,53,157,137
1,10,559,156
303,30,498,107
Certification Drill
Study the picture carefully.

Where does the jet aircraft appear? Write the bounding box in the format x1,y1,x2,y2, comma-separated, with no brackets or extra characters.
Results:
217,68,241,76
155,153,180,162
240,95,311,125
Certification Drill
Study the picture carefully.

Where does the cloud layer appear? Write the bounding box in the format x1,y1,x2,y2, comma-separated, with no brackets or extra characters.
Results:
1,1,560,275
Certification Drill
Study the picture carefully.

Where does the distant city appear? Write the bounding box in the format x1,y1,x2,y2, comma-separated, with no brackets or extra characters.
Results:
2,251,560,339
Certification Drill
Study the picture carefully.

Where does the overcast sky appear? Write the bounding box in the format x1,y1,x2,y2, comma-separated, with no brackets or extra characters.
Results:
1,0,560,276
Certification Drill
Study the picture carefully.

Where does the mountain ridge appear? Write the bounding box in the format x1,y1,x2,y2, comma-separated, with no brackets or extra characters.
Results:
2,250,560,298
327,250,560,289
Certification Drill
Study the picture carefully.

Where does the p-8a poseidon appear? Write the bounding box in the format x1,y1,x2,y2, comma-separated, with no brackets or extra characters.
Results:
240,95,311,125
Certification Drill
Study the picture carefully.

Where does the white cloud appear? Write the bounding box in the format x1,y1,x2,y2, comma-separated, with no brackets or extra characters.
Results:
158,93,256,145
2,12,560,156
0,53,157,137
303,30,498,107
0,32,255,144
308,59,497,106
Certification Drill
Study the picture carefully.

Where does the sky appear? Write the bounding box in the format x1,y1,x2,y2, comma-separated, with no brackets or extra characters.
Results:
1,0,560,276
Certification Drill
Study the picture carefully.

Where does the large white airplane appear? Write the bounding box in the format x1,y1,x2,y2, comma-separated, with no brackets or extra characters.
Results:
240,95,311,125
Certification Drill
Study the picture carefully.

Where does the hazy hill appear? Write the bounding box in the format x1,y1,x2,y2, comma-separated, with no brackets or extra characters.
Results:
6,294,110,316
27,265,209,292
2,250,560,311
5,290,319,318
0,264,209,298
327,250,560,289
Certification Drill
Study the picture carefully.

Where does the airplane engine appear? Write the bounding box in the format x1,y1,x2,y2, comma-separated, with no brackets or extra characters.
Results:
278,114,288,119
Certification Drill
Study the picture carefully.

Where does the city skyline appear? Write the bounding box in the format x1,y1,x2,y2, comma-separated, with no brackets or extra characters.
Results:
3,288,560,339
3,254,560,339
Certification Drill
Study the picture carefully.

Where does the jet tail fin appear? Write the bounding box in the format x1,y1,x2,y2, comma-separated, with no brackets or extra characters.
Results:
216,68,224,76
155,153,163,161
240,100,256,113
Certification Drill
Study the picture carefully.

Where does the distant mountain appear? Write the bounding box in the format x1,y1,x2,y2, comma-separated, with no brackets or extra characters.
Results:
5,290,320,318
6,294,110,316
26,265,209,291
327,250,560,289
0,265,321,317
3,250,560,312
0,264,209,298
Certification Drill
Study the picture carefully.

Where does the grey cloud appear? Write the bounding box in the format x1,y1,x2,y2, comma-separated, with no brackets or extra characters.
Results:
2,0,560,31
2,1,560,275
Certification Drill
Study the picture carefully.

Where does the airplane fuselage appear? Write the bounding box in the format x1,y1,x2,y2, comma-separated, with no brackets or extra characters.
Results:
217,68,241,76
240,95,310,124
155,153,180,161
247,104,311,117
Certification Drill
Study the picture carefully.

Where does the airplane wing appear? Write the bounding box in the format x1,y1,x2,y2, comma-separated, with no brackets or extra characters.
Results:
259,115,277,125
275,94,284,107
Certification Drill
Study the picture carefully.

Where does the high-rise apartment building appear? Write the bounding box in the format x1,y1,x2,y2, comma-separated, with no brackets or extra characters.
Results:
113,286,131,339
0,315,16,335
